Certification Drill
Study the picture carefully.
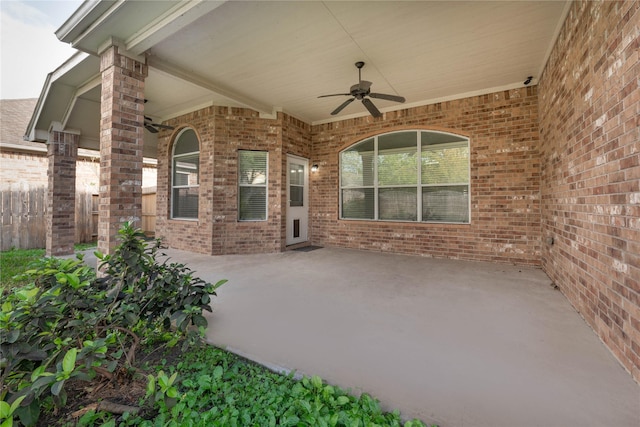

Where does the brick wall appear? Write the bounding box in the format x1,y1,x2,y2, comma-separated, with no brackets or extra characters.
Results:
211,107,282,254
46,131,78,256
0,149,101,192
156,107,315,255
311,88,541,265
98,45,147,254
156,107,216,254
538,0,640,382
157,89,540,264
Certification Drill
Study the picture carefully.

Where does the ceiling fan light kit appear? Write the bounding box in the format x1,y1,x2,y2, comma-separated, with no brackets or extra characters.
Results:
319,61,405,118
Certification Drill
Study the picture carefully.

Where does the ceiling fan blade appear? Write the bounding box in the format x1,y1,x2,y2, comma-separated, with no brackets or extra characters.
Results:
331,98,355,115
362,98,382,118
154,123,175,130
369,93,406,103
318,93,351,98
145,124,159,134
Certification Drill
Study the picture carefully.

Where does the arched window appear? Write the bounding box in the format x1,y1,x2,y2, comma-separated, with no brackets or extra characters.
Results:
171,128,199,219
340,130,469,223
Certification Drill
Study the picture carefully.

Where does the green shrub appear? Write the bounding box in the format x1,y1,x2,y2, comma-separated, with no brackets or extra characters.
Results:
0,222,224,426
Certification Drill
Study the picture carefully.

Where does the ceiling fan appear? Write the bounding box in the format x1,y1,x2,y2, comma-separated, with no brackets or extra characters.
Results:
144,116,174,134
318,61,406,118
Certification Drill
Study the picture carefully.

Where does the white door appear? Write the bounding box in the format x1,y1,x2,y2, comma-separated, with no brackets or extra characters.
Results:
286,155,309,245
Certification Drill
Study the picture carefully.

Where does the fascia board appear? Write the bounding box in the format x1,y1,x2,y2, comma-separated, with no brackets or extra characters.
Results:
25,52,92,142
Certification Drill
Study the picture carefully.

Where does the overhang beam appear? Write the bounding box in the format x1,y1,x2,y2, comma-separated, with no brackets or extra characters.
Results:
126,1,227,56
149,57,274,116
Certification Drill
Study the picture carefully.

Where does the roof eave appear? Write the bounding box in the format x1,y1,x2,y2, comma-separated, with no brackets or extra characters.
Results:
25,51,92,142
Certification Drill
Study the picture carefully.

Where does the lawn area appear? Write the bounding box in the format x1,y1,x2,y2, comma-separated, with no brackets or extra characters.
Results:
0,244,96,291
1,240,431,427
0,247,45,290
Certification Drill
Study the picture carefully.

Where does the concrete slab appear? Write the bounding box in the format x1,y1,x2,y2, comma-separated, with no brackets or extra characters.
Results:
82,246,640,426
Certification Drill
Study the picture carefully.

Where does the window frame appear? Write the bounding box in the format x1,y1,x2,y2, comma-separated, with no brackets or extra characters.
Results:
238,150,269,222
339,130,470,224
171,128,200,221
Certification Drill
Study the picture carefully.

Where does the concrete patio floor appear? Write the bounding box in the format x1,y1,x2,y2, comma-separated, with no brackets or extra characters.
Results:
153,246,640,427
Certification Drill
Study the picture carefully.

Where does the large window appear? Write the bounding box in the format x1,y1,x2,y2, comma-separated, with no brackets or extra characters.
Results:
340,131,469,223
171,128,199,219
238,150,268,221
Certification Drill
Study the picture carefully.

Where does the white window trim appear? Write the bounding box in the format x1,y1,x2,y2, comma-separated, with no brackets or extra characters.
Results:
238,150,269,222
339,130,471,224
171,128,200,221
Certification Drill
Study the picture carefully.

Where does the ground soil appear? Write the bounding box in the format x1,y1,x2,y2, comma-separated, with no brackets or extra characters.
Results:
36,344,183,426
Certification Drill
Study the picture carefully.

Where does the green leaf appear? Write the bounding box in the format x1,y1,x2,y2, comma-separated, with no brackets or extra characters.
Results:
145,374,156,398
0,418,11,427
311,375,323,389
8,396,25,415
0,401,10,418
6,329,19,344
168,372,178,386
15,400,40,427
62,348,77,373
51,379,65,396
337,396,350,405
213,365,223,380
67,273,80,289
192,314,208,328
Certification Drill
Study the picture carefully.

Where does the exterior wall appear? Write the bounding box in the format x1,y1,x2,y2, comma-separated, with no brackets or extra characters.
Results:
311,88,541,265
156,107,216,254
210,107,282,254
156,107,314,255
538,0,640,382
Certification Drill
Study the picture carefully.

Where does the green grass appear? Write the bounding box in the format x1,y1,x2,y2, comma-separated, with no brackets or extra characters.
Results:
0,247,45,290
0,243,97,291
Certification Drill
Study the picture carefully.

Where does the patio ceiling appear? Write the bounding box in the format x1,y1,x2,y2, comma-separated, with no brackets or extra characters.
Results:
28,0,570,156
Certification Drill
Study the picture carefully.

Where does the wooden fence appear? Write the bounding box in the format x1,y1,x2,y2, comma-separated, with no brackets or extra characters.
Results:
1,188,156,251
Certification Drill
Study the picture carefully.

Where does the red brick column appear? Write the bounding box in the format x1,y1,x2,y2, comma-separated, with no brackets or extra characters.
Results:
46,129,79,256
98,46,147,254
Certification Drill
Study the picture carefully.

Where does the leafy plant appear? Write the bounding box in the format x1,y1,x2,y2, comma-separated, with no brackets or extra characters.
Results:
146,370,179,410
0,222,224,426
124,346,430,427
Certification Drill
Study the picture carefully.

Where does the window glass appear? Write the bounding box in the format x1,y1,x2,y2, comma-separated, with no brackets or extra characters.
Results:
422,186,469,223
341,138,374,187
172,129,199,219
379,187,417,221
378,132,417,186
339,130,470,223
341,188,375,219
173,129,199,154
172,153,199,187
421,142,469,185
239,151,268,221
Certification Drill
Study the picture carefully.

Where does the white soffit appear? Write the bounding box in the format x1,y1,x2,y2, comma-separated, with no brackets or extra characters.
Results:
146,1,569,124
50,0,570,132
